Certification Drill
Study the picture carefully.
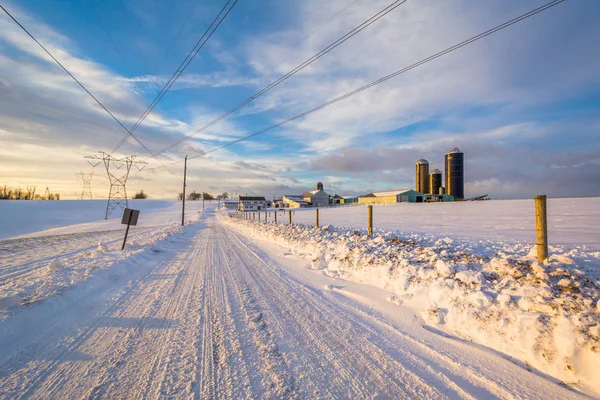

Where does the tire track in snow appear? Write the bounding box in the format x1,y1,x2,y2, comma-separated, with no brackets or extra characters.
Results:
0,253,173,398
0,226,200,399
215,229,299,399
221,224,445,399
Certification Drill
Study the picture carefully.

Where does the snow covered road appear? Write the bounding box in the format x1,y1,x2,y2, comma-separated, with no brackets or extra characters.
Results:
0,214,588,399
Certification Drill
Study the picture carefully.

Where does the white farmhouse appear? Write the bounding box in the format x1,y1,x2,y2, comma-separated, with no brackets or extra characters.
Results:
283,182,331,208
238,196,268,211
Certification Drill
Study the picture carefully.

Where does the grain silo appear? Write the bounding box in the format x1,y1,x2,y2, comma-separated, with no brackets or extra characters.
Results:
429,169,442,196
445,147,464,200
415,159,429,194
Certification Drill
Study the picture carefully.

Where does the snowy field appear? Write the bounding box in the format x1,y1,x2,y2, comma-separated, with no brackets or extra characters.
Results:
0,199,186,239
267,198,600,250
223,197,600,395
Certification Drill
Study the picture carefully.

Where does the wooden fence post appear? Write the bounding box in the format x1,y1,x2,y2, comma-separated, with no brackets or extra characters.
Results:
288,210,292,224
316,208,319,228
368,205,373,236
534,195,548,262
275,210,277,223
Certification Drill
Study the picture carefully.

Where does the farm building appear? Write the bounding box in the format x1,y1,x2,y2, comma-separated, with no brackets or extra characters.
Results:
282,195,309,208
358,189,425,205
342,196,358,204
238,196,269,211
331,195,358,205
300,189,330,206
223,200,239,210
424,193,455,202
330,194,344,204
272,198,285,208
283,182,331,208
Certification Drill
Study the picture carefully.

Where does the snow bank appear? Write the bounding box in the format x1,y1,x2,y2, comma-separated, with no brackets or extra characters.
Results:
223,217,600,393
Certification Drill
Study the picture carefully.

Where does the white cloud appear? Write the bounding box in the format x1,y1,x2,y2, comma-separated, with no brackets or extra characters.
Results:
121,72,259,90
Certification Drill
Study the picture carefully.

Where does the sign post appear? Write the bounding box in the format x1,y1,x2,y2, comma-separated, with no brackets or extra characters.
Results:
121,208,140,250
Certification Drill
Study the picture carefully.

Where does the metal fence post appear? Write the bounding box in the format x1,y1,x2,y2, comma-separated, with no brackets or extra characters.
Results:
534,195,548,262
316,208,319,228
368,205,373,236
275,210,277,223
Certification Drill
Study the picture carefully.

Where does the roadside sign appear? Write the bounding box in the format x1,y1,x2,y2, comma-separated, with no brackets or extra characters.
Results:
121,208,140,250
121,208,140,226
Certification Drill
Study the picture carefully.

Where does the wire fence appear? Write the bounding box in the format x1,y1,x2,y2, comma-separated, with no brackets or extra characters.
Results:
228,198,600,250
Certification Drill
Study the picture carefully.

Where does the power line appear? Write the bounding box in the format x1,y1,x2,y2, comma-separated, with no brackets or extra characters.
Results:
115,0,163,93
145,0,568,171
168,0,359,136
86,0,146,95
110,0,239,154
159,0,204,67
150,0,408,158
0,3,179,178
269,0,361,68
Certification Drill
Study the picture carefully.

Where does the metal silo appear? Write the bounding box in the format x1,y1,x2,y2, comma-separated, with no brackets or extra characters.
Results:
445,147,464,200
429,169,442,196
415,159,429,194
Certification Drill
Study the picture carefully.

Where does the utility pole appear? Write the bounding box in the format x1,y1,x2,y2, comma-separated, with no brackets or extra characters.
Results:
182,155,187,226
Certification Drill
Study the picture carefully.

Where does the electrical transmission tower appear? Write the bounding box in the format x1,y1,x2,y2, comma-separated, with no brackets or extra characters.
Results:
84,152,146,219
75,172,94,200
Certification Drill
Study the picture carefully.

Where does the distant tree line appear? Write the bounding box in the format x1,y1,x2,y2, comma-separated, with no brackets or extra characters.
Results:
0,185,60,200
178,191,228,201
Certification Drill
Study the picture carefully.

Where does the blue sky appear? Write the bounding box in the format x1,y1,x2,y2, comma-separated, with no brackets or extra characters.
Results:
1,0,599,199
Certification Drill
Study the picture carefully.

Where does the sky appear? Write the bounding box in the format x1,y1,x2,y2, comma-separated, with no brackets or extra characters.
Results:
0,0,599,200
